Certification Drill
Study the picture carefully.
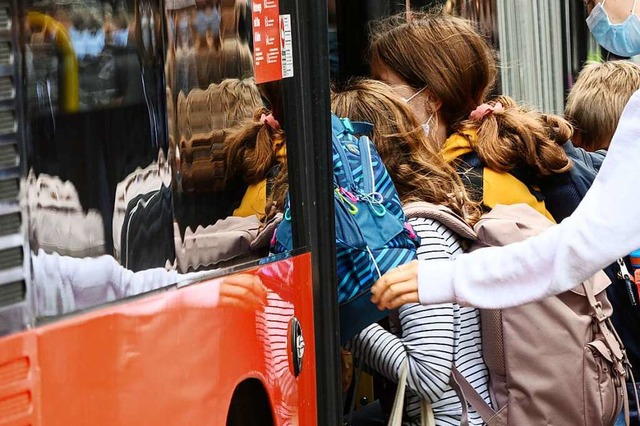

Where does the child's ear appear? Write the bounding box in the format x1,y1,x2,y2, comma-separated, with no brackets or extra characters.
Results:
425,91,443,114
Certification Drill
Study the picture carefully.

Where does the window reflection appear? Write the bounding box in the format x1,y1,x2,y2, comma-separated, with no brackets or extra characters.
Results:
167,1,286,274
22,0,290,319
24,0,175,318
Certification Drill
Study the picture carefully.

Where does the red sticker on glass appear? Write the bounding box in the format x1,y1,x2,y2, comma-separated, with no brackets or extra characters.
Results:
252,0,282,83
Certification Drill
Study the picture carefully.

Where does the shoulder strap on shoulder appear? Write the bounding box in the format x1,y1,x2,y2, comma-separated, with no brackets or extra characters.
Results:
403,201,477,241
450,367,497,425
350,121,374,136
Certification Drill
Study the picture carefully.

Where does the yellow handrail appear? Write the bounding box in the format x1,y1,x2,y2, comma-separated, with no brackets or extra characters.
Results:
27,11,79,113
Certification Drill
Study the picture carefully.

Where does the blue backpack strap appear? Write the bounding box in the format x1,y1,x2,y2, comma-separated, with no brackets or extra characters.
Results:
350,121,374,137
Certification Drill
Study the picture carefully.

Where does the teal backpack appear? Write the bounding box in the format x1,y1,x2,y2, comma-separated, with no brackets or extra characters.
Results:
272,114,419,343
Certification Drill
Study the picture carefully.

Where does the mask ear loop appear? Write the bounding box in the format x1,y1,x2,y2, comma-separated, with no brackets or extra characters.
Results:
404,86,427,103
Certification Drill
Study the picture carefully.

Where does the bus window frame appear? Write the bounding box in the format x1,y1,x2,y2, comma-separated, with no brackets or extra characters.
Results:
279,0,342,424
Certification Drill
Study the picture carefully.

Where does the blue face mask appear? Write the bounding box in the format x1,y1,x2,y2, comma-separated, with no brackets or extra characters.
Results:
194,10,221,37
587,0,640,57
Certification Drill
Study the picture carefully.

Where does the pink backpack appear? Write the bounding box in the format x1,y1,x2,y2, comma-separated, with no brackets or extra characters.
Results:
404,202,636,426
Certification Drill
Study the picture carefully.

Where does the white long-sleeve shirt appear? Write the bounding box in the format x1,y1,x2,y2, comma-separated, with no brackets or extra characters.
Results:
350,218,490,426
419,89,640,309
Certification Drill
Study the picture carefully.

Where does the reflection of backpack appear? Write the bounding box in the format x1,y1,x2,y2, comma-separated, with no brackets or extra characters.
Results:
406,202,629,426
272,115,419,344
121,185,175,272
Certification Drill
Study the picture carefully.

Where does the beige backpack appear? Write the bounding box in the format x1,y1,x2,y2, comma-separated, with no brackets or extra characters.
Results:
404,202,635,426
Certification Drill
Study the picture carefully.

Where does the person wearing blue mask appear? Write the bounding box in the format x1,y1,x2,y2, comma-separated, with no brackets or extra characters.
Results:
194,7,220,40
112,28,129,47
586,0,640,58
110,13,129,48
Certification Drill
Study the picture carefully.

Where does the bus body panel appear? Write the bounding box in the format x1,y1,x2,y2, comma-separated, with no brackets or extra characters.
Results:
0,253,316,426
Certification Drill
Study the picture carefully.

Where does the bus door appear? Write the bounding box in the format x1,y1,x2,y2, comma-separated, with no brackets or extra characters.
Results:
0,0,340,425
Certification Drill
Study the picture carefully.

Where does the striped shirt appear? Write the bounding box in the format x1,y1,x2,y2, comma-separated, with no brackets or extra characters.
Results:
348,217,491,426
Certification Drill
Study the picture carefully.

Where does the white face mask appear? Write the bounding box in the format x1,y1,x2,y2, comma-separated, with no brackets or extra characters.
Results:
401,86,433,135
421,114,434,137
401,86,427,104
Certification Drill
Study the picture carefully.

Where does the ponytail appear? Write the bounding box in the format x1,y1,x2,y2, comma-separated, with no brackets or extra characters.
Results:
461,96,572,177
225,108,284,185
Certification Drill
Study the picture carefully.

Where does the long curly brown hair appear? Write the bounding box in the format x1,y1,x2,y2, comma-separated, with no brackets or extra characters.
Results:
224,107,285,185
331,79,481,224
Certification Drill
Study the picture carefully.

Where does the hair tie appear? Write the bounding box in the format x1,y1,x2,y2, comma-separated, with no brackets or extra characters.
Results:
469,102,504,121
260,113,280,131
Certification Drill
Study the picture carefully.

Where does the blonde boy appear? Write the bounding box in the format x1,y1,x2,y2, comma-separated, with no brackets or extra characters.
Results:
565,60,640,151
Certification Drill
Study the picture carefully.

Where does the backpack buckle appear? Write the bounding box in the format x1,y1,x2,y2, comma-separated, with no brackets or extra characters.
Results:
592,301,608,322
340,117,355,134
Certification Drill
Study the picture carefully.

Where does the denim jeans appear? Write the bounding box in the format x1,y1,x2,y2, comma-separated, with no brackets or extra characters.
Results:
346,400,386,426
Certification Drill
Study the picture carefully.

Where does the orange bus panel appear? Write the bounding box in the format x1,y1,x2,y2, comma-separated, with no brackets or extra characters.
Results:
0,253,316,426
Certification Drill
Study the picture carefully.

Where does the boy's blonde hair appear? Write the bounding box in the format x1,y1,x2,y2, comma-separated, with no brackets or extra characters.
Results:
565,60,640,151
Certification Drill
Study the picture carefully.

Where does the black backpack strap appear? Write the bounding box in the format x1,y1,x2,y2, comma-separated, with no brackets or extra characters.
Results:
457,151,546,204
508,166,546,202
457,152,484,205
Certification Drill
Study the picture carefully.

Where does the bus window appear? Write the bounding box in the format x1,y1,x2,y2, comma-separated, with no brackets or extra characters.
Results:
166,0,287,275
21,0,294,323
23,0,174,319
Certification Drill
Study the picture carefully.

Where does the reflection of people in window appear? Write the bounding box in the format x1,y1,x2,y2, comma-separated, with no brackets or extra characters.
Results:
108,12,130,47
69,9,106,59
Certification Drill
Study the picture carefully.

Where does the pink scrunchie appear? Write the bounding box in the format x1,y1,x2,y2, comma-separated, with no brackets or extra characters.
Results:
469,102,505,121
260,113,281,131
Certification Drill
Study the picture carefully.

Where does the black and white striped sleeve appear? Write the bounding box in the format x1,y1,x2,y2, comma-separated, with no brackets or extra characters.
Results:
346,218,458,403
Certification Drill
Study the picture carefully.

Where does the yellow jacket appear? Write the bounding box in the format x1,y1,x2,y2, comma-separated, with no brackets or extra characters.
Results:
233,135,287,219
442,131,555,222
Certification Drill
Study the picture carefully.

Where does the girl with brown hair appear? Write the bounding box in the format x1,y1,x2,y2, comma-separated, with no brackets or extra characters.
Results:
369,8,573,221
363,0,640,323
331,79,490,426
225,107,286,218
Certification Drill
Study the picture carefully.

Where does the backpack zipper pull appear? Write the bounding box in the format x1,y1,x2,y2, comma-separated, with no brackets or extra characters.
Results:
617,258,638,306
340,117,355,134
336,187,358,215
